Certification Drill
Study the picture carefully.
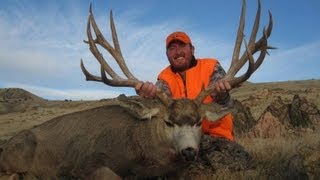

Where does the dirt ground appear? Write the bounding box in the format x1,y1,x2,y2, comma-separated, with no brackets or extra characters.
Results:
0,79,320,179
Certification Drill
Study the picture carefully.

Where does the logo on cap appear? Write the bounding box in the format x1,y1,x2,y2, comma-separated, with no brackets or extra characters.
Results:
166,31,192,47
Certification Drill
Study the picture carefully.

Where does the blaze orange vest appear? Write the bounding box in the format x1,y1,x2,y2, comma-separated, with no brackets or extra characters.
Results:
158,59,233,141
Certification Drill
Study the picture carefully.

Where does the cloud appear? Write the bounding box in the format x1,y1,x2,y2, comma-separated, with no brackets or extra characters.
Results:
250,41,320,82
0,2,89,84
0,50,59,74
271,41,320,63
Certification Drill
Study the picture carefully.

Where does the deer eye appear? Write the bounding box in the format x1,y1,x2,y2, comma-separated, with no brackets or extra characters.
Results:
164,120,174,127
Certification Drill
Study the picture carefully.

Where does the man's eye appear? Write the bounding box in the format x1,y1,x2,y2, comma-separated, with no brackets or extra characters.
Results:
167,47,175,52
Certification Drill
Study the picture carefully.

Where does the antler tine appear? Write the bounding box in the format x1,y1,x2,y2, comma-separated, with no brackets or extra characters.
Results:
81,58,119,86
250,27,270,72
227,39,256,87
248,0,261,48
229,0,246,71
109,10,139,80
80,59,103,82
265,10,273,39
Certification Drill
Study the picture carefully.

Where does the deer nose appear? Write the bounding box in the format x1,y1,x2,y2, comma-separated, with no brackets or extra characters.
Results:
181,147,197,161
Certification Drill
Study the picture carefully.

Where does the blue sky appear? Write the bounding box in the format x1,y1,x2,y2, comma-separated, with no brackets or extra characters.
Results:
0,0,319,100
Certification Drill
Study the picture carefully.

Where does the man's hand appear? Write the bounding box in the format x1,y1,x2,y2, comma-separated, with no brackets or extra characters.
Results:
135,81,157,98
212,79,232,105
214,79,231,96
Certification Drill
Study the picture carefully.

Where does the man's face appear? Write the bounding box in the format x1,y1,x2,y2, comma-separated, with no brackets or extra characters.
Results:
166,40,195,72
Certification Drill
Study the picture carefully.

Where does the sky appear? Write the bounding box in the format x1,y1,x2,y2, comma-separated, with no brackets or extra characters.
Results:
0,0,319,100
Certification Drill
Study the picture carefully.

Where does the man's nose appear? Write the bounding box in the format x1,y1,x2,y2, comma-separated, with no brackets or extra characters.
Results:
175,47,183,54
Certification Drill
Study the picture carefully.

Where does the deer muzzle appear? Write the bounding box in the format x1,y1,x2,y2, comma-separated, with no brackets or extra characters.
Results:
181,147,198,161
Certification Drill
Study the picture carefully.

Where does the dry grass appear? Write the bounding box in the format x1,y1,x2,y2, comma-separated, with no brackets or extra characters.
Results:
185,128,320,180
207,124,320,179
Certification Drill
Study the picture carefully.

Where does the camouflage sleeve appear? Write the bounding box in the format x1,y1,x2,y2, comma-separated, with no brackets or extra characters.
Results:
209,62,231,105
155,80,172,97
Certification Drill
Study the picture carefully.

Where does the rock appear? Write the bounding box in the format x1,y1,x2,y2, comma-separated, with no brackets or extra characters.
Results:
289,95,313,128
249,95,320,138
290,95,320,126
232,100,256,136
250,111,286,138
265,96,291,126
249,96,289,138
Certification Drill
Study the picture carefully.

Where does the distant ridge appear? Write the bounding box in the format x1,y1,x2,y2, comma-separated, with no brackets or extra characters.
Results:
0,88,44,103
0,88,45,114
0,79,319,101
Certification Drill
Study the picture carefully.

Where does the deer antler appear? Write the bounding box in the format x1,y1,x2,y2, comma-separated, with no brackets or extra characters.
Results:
81,3,172,106
81,4,140,87
195,0,274,104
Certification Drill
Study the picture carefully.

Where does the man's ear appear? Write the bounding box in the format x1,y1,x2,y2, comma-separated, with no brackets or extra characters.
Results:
191,44,195,54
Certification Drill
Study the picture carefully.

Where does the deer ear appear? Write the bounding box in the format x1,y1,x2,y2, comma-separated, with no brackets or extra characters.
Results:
115,95,160,120
198,102,234,122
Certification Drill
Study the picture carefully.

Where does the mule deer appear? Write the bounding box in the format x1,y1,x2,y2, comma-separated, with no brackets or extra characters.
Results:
0,0,273,179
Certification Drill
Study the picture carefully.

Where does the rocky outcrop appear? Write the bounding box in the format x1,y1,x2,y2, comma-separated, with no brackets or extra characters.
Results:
289,94,320,126
250,95,320,138
232,99,256,136
250,111,287,138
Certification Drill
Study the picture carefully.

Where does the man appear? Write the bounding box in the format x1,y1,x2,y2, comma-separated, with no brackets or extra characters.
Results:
135,31,233,141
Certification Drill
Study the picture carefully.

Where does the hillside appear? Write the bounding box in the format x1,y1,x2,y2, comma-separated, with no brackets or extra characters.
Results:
0,88,45,115
1,79,319,140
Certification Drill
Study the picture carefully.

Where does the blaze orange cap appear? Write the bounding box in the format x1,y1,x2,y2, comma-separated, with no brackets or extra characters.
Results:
166,31,192,47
